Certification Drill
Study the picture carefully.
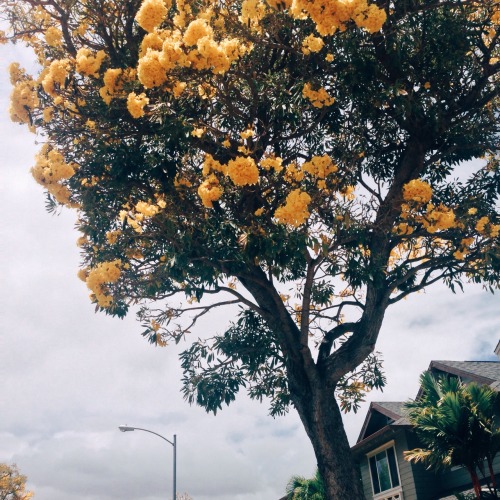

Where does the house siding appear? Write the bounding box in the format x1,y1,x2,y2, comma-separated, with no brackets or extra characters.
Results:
359,457,371,499
394,431,418,500
405,430,441,500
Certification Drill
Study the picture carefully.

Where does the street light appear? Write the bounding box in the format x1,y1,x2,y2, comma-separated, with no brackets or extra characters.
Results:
119,425,177,500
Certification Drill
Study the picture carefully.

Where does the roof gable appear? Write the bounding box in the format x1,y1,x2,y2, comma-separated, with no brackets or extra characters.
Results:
356,402,408,444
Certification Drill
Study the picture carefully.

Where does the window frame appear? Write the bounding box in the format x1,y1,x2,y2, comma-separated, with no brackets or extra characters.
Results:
366,441,402,499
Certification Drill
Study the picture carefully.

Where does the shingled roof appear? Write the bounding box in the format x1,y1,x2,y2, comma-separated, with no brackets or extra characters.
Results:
353,355,500,454
430,360,500,387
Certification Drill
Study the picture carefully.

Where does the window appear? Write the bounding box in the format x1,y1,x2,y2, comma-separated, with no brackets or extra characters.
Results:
368,445,400,495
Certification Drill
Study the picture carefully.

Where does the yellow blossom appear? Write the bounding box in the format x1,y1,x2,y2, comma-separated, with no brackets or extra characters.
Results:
202,154,225,175
106,230,122,244
138,49,167,88
10,79,39,124
302,155,337,178
198,174,223,207
45,26,63,47
136,200,160,217
302,83,335,108
183,19,213,46
260,155,283,172
191,127,205,137
425,205,456,233
240,127,254,139
302,34,324,55
226,156,259,185
275,189,311,226
99,68,124,104
403,179,433,204
86,259,122,308
136,0,170,32
475,216,489,234
127,92,149,118
76,48,106,77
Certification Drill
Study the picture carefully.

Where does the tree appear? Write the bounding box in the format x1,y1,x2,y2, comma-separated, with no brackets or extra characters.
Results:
1,0,499,497
404,372,500,499
0,464,34,500
286,469,325,499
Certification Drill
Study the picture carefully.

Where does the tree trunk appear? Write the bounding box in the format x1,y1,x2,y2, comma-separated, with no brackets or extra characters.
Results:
467,466,482,499
292,380,364,500
487,456,497,495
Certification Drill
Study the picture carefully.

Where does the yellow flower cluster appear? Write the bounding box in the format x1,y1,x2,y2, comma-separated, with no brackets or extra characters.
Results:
275,189,311,226
453,237,474,260
135,200,160,217
140,32,165,55
138,49,168,88
86,259,122,308
198,174,223,207
259,155,284,172
290,0,386,36
41,59,71,96
135,0,171,32
31,145,76,206
45,26,63,47
183,19,213,46
100,68,126,105
136,20,250,88
403,179,433,204
227,156,259,185
476,216,500,238
10,78,39,124
106,230,122,244
75,48,106,77
393,222,414,236
424,204,456,234
240,0,267,30
302,155,338,178
302,83,335,108
127,92,149,118
202,154,225,176
302,34,324,55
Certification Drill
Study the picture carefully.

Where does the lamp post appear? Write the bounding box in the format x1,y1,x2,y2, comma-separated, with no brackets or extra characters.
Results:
119,425,176,500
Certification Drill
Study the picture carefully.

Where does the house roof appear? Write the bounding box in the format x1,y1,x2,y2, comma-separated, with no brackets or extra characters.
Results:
352,354,500,454
429,360,500,386
355,401,410,447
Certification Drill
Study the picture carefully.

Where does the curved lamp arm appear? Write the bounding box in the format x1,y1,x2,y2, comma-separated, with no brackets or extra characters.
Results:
119,425,177,500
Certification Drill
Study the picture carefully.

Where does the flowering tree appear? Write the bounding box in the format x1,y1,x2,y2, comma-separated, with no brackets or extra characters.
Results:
2,0,499,497
0,463,34,500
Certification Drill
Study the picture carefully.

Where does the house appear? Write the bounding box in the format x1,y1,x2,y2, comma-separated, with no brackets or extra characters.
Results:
351,343,500,500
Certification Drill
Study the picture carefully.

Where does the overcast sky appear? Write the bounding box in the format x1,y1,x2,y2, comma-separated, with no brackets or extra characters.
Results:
0,42,498,500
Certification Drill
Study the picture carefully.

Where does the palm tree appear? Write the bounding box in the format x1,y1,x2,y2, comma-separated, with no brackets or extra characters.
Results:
404,372,499,499
286,469,325,499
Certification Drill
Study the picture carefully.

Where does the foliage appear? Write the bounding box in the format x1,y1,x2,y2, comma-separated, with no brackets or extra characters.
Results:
286,469,325,500
1,0,499,496
404,372,500,499
0,464,34,500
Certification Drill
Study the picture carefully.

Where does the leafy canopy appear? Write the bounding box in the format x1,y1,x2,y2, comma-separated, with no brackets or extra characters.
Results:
2,0,499,415
404,372,500,476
